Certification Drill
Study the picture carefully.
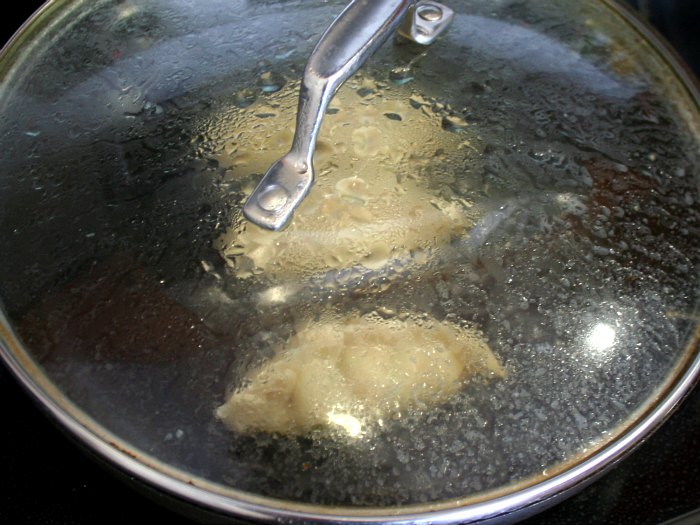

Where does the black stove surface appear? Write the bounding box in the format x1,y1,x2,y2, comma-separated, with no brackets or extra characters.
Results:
1,1,700,524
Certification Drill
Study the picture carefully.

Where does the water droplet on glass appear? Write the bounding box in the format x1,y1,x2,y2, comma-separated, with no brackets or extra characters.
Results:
409,94,430,109
234,88,257,108
258,71,286,93
273,46,295,60
390,66,414,85
376,307,397,319
257,184,289,212
442,114,469,133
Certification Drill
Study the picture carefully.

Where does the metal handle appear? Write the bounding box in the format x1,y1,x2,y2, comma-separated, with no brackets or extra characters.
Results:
243,0,413,231
243,0,453,231
292,0,414,161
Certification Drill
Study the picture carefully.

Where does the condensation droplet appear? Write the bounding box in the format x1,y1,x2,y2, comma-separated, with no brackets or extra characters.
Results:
234,88,257,108
258,71,286,93
390,66,414,85
442,114,469,133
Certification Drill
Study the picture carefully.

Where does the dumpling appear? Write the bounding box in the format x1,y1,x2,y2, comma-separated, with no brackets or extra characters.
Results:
216,80,475,279
219,170,468,278
216,315,504,436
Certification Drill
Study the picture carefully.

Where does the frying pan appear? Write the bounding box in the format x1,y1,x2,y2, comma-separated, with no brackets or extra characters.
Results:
1,1,700,524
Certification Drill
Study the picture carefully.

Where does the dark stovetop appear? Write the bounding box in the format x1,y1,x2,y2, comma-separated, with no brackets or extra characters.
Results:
2,1,700,524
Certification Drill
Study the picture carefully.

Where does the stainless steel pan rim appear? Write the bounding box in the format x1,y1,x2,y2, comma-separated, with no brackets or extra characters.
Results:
1,0,700,523
2,301,700,523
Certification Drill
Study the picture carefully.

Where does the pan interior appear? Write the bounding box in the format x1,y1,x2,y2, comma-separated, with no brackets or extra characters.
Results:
0,0,699,511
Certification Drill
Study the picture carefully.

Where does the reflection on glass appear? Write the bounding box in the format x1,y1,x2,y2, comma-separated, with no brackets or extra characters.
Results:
586,323,616,353
115,2,139,21
327,411,363,438
256,283,300,306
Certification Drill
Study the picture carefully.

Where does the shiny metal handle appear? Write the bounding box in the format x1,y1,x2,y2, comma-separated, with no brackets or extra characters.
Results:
292,0,414,158
243,0,414,231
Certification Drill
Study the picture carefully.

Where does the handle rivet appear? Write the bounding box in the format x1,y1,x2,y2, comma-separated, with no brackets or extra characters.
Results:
257,184,289,212
417,4,443,21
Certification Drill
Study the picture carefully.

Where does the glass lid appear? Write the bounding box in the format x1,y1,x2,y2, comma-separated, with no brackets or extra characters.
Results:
0,0,699,519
